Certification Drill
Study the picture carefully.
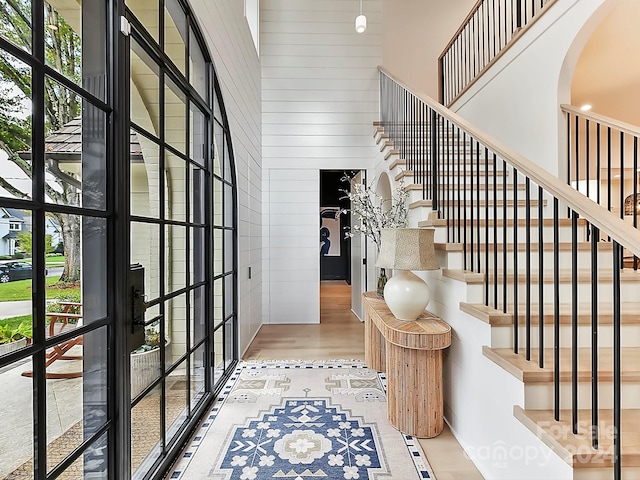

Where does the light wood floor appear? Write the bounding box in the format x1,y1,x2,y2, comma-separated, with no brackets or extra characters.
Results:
244,281,484,480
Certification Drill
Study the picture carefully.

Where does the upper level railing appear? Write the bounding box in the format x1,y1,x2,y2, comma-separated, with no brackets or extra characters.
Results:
438,0,555,106
380,66,640,480
563,105,640,264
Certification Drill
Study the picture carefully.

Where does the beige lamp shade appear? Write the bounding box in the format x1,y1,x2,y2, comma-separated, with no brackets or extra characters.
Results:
375,228,439,271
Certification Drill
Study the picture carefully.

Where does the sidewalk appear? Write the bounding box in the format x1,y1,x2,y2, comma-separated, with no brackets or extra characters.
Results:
0,300,32,320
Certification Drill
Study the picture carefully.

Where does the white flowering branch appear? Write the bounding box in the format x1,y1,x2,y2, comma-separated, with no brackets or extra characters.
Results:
340,174,409,252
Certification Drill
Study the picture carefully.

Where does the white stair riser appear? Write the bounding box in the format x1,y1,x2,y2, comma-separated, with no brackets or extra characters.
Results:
431,224,587,243
524,382,640,410
489,282,638,305
407,187,522,203
410,204,552,220
473,249,614,270
389,151,492,161
491,324,640,349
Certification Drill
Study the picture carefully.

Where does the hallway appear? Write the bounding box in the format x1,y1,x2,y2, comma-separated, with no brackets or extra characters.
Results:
244,281,483,479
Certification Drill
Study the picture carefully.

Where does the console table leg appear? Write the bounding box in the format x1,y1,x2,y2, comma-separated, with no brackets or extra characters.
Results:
365,311,386,372
386,342,444,438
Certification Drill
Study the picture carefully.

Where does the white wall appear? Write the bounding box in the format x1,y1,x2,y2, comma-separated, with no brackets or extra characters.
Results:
450,0,612,178
382,0,477,99
189,0,262,354
260,0,383,324
572,0,640,125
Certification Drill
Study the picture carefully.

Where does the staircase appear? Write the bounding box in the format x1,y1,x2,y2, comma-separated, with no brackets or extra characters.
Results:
374,68,640,479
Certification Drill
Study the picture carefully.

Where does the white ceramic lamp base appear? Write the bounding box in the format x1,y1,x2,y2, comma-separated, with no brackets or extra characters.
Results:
383,270,431,321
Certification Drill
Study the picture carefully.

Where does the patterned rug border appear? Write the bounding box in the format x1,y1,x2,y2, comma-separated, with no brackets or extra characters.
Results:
169,360,435,479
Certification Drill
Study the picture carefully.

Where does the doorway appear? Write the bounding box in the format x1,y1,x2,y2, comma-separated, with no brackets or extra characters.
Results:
319,170,351,281
319,170,367,322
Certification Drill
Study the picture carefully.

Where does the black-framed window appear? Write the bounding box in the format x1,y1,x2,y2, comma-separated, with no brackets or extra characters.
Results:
126,0,238,477
0,0,238,478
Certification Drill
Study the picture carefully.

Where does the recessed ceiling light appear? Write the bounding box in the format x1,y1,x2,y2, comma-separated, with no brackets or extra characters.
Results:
581,104,592,111
614,174,621,178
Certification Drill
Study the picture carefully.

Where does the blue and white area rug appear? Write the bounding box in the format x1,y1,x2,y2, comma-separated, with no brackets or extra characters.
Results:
170,360,435,480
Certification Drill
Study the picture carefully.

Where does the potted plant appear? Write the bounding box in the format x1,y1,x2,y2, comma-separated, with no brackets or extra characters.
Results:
0,322,32,356
341,175,409,294
130,321,170,398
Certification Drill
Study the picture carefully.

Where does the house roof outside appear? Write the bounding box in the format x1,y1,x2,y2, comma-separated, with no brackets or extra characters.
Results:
0,207,25,222
4,209,26,221
17,117,144,161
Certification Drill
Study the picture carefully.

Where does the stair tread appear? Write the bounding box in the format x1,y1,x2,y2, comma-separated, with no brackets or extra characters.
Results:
405,183,524,191
483,346,640,382
443,268,640,284
515,406,640,468
425,218,587,227
490,268,640,283
474,242,612,251
394,170,510,179
461,302,640,325
418,218,586,228
409,199,546,209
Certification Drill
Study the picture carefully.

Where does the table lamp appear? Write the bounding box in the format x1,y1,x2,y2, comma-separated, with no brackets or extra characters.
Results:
375,228,439,321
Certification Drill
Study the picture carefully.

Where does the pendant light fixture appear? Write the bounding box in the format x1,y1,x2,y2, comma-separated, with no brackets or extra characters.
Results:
355,0,367,33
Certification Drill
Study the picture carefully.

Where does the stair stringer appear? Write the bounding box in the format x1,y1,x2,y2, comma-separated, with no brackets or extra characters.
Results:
371,141,573,479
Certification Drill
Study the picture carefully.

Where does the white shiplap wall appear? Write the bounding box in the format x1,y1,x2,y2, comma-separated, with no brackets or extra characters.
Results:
260,0,383,324
189,0,262,354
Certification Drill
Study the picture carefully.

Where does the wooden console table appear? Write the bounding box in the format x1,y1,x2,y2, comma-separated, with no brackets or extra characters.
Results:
362,292,451,438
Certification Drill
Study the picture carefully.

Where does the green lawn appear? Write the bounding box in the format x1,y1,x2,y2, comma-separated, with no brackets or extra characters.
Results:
21,256,66,267
0,276,80,302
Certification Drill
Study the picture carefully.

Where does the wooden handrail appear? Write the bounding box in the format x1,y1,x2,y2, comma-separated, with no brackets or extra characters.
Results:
379,66,640,258
561,104,640,139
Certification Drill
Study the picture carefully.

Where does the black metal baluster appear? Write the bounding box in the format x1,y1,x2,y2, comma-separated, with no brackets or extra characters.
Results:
575,114,580,193
635,136,638,270
586,119,590,199
472,11,476,77
597,123,601,205
431,109,439,213
491,0,501,60
554,197,560,420
481,2,486,70
571,210,578,435
513,166,519,354
470,137,475,270
613,240,622,480
485,147,490,306
567,111,572,191
620,132,625,220
590,224,599,450
503,159,508,312
447,119,451,242
538,186,544,368
477,141,481,273
464,132,468,270
526,177,531,361
458,127,462,243
608,127,612,212
494,153,498,309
